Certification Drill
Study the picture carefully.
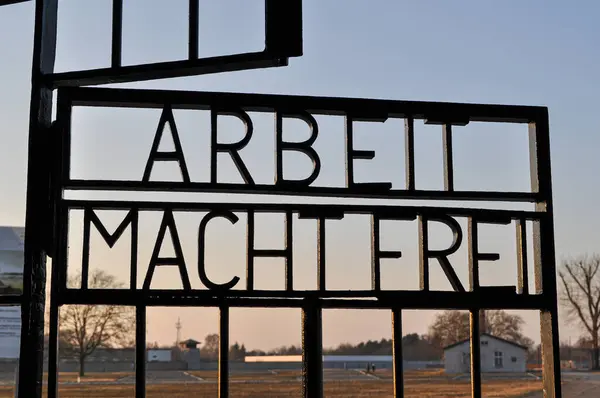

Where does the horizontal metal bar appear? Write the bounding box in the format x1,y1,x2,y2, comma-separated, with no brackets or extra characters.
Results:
60,87,547,123
64,181,540,202
47,53,288,88
0,295,22,305
58,288,549,310
0,0,29,5
62,199,545,219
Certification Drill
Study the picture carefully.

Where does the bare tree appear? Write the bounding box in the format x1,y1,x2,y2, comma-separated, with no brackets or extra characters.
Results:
428,310,533,348
559,255,600,369
59,270,135,376
201,333,219,361
428,310,470,348
485,310,534,347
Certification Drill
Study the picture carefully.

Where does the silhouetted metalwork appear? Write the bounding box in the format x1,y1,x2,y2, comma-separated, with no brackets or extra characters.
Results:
0,1,563,397
0,0,28,5
40,86,562,397
52,0,301,86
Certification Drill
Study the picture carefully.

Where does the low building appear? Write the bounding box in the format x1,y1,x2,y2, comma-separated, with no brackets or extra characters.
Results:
443,334,528,373
245,355,441,370
147,349,172,362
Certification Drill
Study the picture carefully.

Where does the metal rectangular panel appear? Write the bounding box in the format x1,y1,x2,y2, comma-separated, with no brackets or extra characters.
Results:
42,0,302,87
40,86,562,398
9,2,559,397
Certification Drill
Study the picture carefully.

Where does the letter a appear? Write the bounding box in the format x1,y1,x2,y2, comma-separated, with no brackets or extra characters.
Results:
142,105,191,183
143,210,192,290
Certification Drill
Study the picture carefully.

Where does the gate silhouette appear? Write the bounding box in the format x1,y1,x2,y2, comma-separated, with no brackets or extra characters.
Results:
0,1,561,397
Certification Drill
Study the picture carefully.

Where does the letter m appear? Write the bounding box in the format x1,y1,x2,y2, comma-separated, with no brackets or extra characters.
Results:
82,209,138,289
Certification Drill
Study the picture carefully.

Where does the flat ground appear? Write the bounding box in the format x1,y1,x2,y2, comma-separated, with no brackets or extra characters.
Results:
0,369,557,397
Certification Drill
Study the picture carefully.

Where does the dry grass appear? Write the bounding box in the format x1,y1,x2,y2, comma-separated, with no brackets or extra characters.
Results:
0,371,544,397
188,370,301,382
0,382,543,398
55,372,131,383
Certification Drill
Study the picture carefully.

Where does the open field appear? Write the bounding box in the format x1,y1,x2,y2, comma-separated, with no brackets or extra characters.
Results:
0,369,550,397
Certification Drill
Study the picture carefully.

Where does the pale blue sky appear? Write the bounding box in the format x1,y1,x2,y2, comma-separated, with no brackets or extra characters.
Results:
1,1,600,350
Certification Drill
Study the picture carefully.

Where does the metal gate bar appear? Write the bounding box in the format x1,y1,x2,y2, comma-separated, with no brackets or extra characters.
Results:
469,310,482,398
392,308,403,398
219,305,230,398
529,117,562,398
136,306,146,398
302,300,323,397
46,86,561,398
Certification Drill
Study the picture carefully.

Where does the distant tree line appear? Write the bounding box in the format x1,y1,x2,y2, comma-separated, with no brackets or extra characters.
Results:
47,269,539,376
322,334,442,360
185,309,534,362
195,333,443,361
428,310,534,349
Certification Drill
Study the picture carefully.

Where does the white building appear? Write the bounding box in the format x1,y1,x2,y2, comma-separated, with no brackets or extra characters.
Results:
245,355,441,370
147,349,172,362
443,333,528,373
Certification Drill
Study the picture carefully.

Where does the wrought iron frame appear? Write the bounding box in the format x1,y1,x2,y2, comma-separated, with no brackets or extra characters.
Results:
1,0,562,397
43,86,562,398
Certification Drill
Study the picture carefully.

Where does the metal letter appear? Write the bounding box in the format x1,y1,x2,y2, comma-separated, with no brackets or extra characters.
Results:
246,211,293,290
468,216,511,291
345,115,392,190
298,209,344,290
143,210,191,290
371,214,415,291
82,209,138,289
142,105,191,183
275,111,321,187
211,109,255,185
198,210,241,291
419,215,465,292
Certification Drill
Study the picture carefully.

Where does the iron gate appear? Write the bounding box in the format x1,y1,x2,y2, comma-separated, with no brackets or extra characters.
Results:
0,0,562,397
45,86,562,397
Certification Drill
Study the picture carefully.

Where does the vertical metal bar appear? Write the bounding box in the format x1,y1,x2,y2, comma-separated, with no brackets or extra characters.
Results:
442,124,454,191
111,0,123,68
189,0,199,59
302,300,323,398
265,0,303,56
317,217,326,291
392,308,403,398
135,305,146,398
515,219,529,295
19,1,59,396
46,286,59,398
345,115,354,189
529,114,561,397
57,94,71,292
469,309,482,398
47,198,66,398
210,109,218,184
404,117,415,191
285,211,293,291
46,94,70,398
219,305,229,398
130,211,139,290
48,206,67,398
246,211,254,290
418,215,429,291
371,215,381,291
468,217,479,291
81,209,90,289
